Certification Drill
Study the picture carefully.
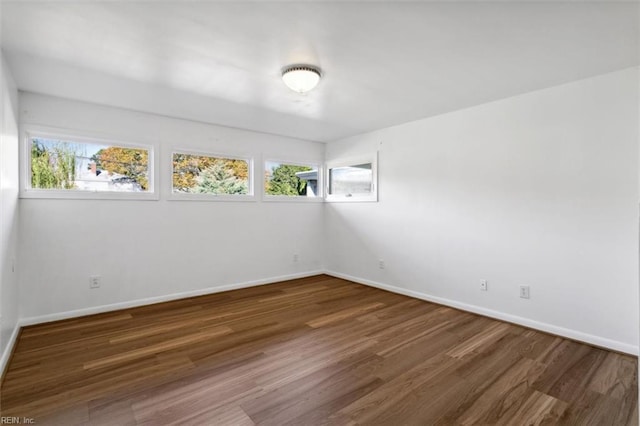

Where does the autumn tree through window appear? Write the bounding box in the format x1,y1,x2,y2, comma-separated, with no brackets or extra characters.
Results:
29,136,151,193
172,152,250,195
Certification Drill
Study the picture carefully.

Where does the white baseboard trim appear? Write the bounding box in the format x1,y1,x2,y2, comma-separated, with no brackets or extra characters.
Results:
325,270,639,356
1,322,21,377
20,270,324,327
13,269,639,357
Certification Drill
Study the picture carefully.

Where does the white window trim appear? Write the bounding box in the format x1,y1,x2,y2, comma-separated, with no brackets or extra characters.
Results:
325,152,378,203
20,125,159,200
262,158,324,202
168,148,256,202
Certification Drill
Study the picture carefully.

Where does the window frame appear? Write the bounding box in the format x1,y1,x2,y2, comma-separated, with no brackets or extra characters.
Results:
325,152,378,203
20,126,159,200
168,148,255,202
262,158,324,202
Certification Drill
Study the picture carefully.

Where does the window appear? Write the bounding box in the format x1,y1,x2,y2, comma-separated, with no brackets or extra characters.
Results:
171,151,253,199
23,129,156,199
326,153,378,202
264,160,322,200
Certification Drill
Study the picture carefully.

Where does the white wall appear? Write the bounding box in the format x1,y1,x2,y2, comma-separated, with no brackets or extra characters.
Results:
325,68,640,354
18,93,325,322
12,69,640,355
0,51,20,370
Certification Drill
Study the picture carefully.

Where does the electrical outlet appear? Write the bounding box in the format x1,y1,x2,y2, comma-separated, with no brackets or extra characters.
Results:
480,279,488,291
90,275,101,289
293,253,299,262
378,259,385,269
520,286,530,299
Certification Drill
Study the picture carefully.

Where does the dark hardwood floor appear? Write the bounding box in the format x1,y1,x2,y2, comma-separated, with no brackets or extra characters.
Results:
1,275,637,425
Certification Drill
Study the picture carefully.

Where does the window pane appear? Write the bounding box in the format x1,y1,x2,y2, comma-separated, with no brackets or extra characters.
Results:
173,153,249,195
329,163,372,195
30,137,150,192
264,161,319,197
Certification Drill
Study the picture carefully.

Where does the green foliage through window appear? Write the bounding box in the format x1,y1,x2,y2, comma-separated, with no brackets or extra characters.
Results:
31,139,77,189
194,160,248,195
172,153,249,195
265,162,317,197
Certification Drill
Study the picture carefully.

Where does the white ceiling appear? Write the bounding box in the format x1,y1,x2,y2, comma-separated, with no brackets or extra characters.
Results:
1,2,638,142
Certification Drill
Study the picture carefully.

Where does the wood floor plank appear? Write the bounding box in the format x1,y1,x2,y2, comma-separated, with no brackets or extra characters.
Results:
496,390,568,426
130,367,259,425
334,352,463,423
1,274,636,425
588,351,637,399
446,321,513,359
435,334,533,423
456,357,547,425
305,301,386,328
83,326,232,370
338,354,471,425
34,402,89,426
172,406,255,426
531,340,609,403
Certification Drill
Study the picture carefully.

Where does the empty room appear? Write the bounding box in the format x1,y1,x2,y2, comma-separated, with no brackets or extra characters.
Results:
0,1,638,425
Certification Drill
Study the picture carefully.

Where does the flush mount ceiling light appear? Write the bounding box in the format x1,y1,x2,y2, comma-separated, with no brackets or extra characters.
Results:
282,65,321,94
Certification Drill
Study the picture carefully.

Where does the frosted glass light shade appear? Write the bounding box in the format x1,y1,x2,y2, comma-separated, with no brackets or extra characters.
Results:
282,66,321,93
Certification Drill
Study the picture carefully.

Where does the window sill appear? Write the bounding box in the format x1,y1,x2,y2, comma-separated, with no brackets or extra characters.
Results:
262,195,324,203
325,194,378,203
20,190,159,201
167,193,256,202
